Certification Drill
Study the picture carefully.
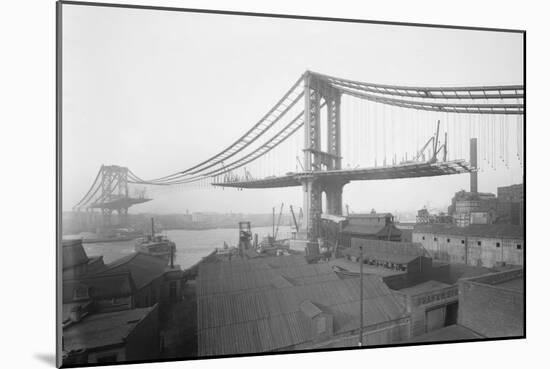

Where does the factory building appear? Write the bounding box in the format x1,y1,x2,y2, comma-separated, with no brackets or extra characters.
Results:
448,190,498,227
412,224,524,268
340,212,402,246
496,183,524,226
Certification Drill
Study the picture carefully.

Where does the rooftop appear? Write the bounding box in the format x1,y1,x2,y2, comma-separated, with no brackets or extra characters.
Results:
197,256,339,297
413,223,523,239
197,255,407,356
198,275,406,356
342,224,402,237
329,258,406,278
407,324,483,343
99,252,170,290
397,280,452,295
63,306,156,352
62,239,89,270
63,272,134,303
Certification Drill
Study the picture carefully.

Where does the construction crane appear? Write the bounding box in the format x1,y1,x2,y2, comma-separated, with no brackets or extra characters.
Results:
274,203,284,240
413,120,448,163
289,205,299,233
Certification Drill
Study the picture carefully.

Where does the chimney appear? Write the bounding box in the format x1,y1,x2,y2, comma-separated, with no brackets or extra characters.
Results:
470,138,478,194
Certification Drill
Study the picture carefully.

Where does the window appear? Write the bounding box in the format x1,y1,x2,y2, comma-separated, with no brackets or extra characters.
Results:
461,240,465,244
316,316,327,334
434,237,438,241
496,242,501,248
447,238,450,243
477,241,482,246
422,236,425,240
73,285,89,300
517,244,522,250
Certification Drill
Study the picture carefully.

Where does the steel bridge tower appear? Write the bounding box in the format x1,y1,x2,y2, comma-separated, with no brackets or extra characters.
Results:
302,72,348,240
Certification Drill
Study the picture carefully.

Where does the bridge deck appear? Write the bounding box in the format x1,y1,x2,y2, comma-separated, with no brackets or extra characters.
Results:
213,160,473,189
90,197,151,210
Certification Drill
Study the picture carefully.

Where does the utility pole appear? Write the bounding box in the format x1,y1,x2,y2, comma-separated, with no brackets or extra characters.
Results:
359,244,364,346
272,207,275,238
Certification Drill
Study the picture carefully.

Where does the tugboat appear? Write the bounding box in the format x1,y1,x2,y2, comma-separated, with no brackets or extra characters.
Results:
135,218,176,260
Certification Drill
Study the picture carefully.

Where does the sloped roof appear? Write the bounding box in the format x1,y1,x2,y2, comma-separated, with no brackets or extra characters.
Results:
62,239,89,270
342,239,427,264
197,272,407,356
407,324,483,343
341,248,420,264
99,252,168,290
342,223,402,237
300,300,323,318
63,272,134,303
63,306,156,352
197,260,338,297
397,280,451,295
413,223,523,239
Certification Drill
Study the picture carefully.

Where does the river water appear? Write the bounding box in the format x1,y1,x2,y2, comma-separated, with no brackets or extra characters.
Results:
81,226,292,270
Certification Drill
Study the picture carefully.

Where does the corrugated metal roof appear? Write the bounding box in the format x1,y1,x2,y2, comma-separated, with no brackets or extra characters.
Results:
197,258,407,356
413,223,523,239
342,239,427,264
197,258,338,297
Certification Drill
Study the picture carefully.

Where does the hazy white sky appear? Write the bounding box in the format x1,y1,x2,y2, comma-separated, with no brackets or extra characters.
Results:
62,4,523,214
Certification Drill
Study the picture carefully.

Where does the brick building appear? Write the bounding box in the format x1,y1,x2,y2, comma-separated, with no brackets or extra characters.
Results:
496,183,524,226
412,224,524,268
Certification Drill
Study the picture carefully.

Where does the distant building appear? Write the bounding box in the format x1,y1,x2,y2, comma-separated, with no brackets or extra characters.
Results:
62,305,160,365
448,190,497,227
416,208,453,224
496,183,524,226
341,212,402,246
412,224,524,267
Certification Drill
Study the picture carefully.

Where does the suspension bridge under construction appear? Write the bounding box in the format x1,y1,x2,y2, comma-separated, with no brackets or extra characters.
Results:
73,70,524,241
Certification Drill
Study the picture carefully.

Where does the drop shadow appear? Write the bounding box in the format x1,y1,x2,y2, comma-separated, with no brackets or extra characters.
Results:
34,353,57,367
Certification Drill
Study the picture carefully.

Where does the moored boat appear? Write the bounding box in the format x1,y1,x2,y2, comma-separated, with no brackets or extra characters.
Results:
135,218,176,260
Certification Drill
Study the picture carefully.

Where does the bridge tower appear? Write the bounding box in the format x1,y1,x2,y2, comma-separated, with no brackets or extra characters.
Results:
98,165,130,227
302,72,348,240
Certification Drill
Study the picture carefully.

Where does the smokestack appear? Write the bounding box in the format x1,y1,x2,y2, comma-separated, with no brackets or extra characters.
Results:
470,138,478,193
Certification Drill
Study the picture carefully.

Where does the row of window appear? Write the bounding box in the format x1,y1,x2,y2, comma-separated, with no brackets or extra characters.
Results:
420,236,522,250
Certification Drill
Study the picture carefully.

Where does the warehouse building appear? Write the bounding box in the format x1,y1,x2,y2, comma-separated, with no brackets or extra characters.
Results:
334,239,450,290
196,255,409,356
412,224,523,267
341,212,402,245
408,267,523,343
